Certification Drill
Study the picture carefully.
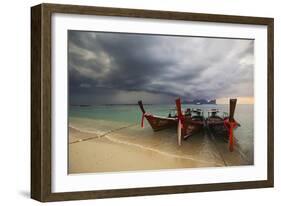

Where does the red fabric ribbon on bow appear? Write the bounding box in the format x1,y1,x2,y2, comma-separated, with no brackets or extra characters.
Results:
141,113,145,128
224,119,238,152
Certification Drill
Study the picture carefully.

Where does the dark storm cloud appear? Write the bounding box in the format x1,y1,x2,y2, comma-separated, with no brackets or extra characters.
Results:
68,30,254,104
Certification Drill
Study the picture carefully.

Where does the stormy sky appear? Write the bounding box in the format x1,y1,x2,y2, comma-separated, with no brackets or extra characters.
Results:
68,30,254,105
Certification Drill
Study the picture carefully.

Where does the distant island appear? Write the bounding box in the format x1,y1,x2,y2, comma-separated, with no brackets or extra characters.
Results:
70,99,217,107
182,99,216,105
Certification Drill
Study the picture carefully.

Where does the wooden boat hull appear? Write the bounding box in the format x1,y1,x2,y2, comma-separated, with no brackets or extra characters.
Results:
183,118,204,139
206,117,229,141
144,114,177,131
206,99,239,151
175,98,204,145
138,100,177,131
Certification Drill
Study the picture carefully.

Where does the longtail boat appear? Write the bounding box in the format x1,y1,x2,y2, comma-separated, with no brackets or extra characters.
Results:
138,98,240,152
205,99,240,152
138,101,177,131
175,98,205,145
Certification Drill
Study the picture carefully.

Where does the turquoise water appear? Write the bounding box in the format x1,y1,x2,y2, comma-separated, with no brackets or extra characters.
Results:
69,104,253,125
69,104,254,162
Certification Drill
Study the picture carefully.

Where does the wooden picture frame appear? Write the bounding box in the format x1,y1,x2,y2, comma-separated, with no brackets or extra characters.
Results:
31,3,274,202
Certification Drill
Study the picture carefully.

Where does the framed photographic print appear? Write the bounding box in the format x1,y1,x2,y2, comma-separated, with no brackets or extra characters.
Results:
31,3,274,202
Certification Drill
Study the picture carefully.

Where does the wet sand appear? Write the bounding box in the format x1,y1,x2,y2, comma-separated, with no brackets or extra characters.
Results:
68,117,252,174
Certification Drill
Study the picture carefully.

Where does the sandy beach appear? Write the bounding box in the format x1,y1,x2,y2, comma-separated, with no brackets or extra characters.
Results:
68,117,252,174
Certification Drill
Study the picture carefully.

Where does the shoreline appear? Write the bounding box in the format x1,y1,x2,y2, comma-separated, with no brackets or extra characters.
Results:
68,117,252,174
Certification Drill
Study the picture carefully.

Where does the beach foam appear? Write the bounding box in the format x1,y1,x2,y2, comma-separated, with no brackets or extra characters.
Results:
68,117,252,174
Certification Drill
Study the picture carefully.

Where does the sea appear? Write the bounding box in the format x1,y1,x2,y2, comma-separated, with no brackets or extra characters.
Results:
69,104,254,163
